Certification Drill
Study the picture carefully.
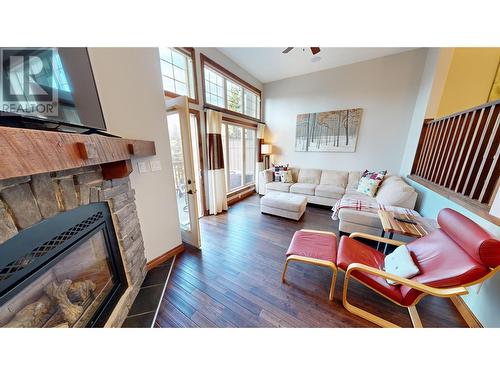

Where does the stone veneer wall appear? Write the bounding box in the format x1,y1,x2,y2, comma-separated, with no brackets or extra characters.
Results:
0,165,147,327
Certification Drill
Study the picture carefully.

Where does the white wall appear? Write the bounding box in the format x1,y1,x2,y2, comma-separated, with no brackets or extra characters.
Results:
399,48,441,176
263,48,428,173
88,48,182,262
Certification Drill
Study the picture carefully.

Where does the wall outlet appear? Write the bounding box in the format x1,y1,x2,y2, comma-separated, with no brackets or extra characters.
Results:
137,161,150,174
150,159,162,172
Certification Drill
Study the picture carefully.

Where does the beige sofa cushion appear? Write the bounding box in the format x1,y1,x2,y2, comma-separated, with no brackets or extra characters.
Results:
338,208,381,228
315,184,344,199
290,183,316,196
320,170,348,187
347,171,362,189
297,169,322,184
266,182,293,192
376,177,417,208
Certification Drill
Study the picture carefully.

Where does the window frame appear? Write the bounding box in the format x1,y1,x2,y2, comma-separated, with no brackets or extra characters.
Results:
201,53,262,122
220,117,258,193
161,47,199,105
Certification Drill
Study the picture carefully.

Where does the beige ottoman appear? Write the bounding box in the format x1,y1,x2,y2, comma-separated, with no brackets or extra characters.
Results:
260,191,307,220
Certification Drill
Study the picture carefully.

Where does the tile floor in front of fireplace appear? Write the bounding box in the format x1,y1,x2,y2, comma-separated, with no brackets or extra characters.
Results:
153,194,468,328
122,259,174,328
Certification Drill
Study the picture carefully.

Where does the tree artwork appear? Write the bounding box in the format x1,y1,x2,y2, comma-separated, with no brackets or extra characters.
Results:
295,108,362,152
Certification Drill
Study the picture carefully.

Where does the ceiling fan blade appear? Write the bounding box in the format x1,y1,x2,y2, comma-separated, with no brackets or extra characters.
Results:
310,47,321,55
282,47,294,54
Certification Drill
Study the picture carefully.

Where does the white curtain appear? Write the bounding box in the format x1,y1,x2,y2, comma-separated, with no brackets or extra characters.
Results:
206,110,228,215
256,123,266,194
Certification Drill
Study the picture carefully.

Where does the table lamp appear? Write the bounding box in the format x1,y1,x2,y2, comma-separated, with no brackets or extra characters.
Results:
261,144,273,169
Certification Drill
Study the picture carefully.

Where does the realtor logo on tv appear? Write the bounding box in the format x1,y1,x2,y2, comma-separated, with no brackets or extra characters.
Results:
1,48,58,116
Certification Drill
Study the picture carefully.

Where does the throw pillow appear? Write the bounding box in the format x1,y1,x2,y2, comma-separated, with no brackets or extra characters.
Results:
281,170,294,183
383,245,420,285
356,169,386,197
272,164,289,182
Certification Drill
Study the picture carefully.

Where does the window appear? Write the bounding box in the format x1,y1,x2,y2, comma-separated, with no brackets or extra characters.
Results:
226,80,243,113
204,67,224,107
159,48,196,100
201,54,261,120
220,122,257,192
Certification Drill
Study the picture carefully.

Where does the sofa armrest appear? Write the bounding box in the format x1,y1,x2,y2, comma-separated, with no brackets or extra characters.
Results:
260,169,274,184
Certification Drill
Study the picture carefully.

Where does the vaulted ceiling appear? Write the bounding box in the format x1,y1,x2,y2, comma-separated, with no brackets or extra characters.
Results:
217,48,416,83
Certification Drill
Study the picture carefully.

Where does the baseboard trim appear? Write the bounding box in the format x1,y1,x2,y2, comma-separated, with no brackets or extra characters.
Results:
450,295,483,328
227,187,255,205
146,243,184,271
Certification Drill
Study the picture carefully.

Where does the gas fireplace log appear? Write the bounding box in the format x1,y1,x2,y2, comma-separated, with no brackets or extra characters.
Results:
67,280,96,305
2,296,53,328
45,280,83,325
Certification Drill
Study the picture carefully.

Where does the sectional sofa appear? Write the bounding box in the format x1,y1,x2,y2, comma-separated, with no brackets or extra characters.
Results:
258,168,418,235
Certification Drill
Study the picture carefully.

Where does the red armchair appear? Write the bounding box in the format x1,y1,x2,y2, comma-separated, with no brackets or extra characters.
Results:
338,208,500,327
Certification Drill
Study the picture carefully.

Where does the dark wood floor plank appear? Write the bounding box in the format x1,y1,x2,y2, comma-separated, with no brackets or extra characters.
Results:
155,194,467,328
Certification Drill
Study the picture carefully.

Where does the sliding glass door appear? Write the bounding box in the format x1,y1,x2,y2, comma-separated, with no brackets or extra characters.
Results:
220,123,256,192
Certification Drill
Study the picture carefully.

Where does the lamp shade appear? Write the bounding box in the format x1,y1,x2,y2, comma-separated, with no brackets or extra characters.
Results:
261,144,273,155
490,190,500,218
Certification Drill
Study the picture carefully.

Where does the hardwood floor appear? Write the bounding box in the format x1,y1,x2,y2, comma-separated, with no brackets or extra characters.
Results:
155,194,467,328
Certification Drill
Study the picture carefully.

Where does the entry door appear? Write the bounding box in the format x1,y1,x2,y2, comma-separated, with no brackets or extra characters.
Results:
165,96,201,248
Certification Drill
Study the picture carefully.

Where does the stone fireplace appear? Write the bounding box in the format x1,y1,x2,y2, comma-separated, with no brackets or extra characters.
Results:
0,165,147,327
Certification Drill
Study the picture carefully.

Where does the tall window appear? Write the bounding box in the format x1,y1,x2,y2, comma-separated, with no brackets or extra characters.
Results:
220,123,257,192
159,48,196,100
201,54,261,120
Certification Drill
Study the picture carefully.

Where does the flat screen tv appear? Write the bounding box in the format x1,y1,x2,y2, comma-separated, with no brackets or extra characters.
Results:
0,47,107,133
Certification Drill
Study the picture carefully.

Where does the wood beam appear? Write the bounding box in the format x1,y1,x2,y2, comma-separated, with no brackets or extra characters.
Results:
0,126,155,180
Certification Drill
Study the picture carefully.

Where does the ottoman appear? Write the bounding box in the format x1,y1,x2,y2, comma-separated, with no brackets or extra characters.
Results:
260,191,307,221
282,229,338,301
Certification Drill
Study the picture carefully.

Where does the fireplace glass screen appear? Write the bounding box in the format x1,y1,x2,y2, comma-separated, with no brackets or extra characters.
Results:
0,230,117,328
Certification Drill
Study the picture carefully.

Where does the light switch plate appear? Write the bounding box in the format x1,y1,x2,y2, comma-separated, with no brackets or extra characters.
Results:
137,161,149,174
150,159,162,172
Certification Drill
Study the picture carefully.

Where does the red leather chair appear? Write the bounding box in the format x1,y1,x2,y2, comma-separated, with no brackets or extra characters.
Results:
338,208,500,327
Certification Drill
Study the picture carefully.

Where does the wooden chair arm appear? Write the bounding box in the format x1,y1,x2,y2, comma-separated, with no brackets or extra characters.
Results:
349,232,406,247
345,263,468,298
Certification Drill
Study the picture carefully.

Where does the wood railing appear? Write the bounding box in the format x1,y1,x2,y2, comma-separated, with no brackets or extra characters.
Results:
410,100,500,211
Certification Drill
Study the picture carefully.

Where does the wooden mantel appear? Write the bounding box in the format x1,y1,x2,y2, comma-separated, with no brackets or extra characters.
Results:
0,126,156,180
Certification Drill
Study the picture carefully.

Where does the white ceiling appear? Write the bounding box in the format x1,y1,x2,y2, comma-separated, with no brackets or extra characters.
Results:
217,47,416,83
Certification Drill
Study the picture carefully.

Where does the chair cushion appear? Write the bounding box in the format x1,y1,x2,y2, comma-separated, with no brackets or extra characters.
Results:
290,183,316,196
320,170,348,187
315,184,344,199
337,236,403,304
297,169,322,184
286,230,337,263
266,182,293,192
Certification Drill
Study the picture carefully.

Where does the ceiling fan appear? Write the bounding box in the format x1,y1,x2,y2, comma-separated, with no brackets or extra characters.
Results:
282,47,321,55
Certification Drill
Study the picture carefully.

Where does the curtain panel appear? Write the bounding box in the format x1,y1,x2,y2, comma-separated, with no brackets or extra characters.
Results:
206,109,228,215
256,123,266,194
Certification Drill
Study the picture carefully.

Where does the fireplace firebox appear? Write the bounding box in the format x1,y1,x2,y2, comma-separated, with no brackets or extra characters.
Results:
0,203,127,328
